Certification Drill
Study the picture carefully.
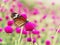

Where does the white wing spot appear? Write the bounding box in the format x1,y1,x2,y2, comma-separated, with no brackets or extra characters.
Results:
13,14,18,18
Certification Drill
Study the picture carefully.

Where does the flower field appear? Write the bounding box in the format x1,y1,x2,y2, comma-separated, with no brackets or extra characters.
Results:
0,0,60,45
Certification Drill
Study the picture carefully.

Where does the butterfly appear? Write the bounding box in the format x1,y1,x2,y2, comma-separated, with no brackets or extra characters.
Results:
11,13,28,27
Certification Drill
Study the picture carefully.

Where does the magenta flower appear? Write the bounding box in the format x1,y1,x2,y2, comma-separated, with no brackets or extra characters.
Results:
21,12,27,20
42,14,47,19
52,15,56,19
32,29,40,35
37,1,43,5
23,7,29,13
22,29,27,35
5,15,9,20
33,38,36,43
45,40,51,45
0,17,3,21
31,8,39,15
4,26,13,33
0,7,6,12
34,20,37,23
0,28,3,32
7,20,14,26
13,0,16,1
0,38,3,42
51,2,55,5
27,37,32,42
53,17,60,25
58,29,60,33
41,28,45,32
17,2,23,8
51,35,54,39
40,14,47,22
16,27,21,33
24,22,35,31
3,0,9,3
51,10,56,15
37,34,41,38
10,8,14,13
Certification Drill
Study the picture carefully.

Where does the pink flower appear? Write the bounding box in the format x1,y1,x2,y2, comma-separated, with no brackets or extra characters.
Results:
0,17,3,21
37,34,41,38
5,15,9,20
40,14,47,22
7,20,14,26
0,38,3,42
32,29,40,35
31,8,39,15
58,29,60,33
10,8,14,13
22,29,27,35
4,26,13,33
37,1,43,5
34,20,37,23
51,36,54,39
17,2,23,8
3,0,9,3
16,27,21,33
53,17,60,25
0,7,6,12
13,0,16,2
27,37,32,42
0,28,3,32
23,7,29,13
52,2,55,5
42,6,47,9
45,40,51,45
21,12,27,20
52,15,56,19
24,22,35,31
51,10,56,15
42,14,47,19
41,28,45,32
33,38,36,43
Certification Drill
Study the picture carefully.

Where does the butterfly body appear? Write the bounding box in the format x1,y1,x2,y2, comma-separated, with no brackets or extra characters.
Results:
11,13,28,27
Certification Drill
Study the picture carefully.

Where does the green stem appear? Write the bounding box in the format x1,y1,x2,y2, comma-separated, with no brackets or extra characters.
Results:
53,25,60,45
15,40,17,45
18,32,22,45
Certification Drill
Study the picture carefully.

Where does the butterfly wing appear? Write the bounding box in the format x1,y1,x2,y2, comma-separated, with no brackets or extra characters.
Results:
14,16,27,27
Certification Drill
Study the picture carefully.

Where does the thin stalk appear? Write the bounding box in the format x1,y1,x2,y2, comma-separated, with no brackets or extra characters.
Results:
53,25,60,45
18,29,22,45
15,40,17,45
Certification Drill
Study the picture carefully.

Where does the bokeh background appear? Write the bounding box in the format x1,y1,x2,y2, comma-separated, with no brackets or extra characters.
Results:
0,0,60,45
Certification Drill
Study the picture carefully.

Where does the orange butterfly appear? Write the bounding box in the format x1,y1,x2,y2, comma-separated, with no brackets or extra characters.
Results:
11,13,28,27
